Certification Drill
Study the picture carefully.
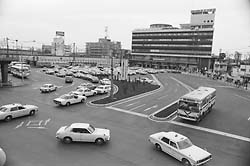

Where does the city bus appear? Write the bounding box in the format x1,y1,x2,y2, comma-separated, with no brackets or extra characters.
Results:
10,65,31,78
177,87,216,122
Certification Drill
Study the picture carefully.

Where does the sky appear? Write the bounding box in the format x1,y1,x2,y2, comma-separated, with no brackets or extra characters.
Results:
0,0,250,56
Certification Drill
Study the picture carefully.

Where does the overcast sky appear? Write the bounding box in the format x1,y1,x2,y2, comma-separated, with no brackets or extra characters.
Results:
0,0,250,55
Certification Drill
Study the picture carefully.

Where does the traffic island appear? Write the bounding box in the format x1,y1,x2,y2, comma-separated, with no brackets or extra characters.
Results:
92,80,160,105
150,101,178,121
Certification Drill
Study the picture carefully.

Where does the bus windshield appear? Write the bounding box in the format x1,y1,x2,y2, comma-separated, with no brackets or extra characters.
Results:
179,100,199,112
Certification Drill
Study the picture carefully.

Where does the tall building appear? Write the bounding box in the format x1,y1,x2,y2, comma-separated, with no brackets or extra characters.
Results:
86,38,122,58
131,8,216,71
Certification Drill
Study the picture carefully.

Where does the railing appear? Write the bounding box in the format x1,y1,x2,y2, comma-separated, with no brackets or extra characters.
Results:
0,55,19,61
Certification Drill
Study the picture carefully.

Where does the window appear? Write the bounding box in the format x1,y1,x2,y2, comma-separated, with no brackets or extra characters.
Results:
72,128,82,133
161,137,170,144
81,129,90,134
170,141,177,149
10,107,18,112
18,106,25,110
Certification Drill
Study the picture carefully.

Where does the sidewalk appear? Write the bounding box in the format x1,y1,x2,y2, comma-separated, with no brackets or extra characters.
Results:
181,72,250,92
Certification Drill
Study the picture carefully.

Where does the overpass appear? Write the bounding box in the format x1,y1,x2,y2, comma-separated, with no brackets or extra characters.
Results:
0,55,19,86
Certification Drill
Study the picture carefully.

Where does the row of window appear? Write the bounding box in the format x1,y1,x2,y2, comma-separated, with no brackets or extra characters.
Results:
132,38,213,42
132,44,212,47
132,49,211,55
132,32,213,37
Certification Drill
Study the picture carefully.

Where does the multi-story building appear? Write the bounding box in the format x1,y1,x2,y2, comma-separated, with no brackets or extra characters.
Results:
51,37,65,56
131,8,216,71
86,38,122,58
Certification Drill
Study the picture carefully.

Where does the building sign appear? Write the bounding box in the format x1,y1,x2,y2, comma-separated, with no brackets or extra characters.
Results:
56,31,65,36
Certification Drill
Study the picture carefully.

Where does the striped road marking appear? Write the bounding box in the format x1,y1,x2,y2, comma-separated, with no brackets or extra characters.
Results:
126,101,140,107
157,94,168,100
129,104,146,111
143,105,158,112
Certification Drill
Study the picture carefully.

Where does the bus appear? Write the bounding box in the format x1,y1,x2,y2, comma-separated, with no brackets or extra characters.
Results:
10,65,31,78
177,87,216,122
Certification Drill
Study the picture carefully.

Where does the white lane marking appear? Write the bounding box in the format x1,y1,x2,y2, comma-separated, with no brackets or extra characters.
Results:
170,76,193,92
107,105,250,143
144,105,158,112
126,101,140,107
129,104,146,111
27,127,47,129
166,111,177,120
248,117,250,121
106,106,148,118
44,118,51,125
171,115,178,121
15,122,24,129
157,94,168,100
234,94,250,102
168,121,250,143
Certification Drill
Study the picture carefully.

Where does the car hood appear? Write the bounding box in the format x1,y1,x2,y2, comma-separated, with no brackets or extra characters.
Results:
180,145,211,161
56,126,67,134
40,87,48,90
93,128,110,137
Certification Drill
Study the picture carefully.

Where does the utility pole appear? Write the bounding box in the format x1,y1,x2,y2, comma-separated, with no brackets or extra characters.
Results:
110,49,114,100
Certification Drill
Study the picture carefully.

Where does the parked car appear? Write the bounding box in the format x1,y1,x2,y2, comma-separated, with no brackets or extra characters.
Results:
56,72,66,77
56,123,110,144
77,83,97,90
100,78,111,85
149,131,212,166
140,77,154,84
70,88,97,97
94,85,111,94
65,76,73,83
53,94,86,106
0,103,38,122
40,84,57,93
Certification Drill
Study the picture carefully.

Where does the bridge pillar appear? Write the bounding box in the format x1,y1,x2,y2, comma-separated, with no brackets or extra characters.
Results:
0,63,8,83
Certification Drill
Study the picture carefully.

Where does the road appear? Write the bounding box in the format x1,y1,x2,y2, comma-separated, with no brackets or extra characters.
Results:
0,69,249,166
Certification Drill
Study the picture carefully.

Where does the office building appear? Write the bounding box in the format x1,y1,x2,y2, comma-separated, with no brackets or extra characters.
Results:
131,8,216,71
86,38,122,58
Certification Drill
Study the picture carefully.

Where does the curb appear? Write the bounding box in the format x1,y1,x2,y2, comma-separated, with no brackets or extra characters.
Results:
88,74,164,107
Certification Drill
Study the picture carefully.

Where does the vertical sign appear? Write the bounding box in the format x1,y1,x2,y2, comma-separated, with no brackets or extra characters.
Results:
121,59,128,80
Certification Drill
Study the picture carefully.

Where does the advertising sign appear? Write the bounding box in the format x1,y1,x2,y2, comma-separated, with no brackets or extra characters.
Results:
56,31,65,37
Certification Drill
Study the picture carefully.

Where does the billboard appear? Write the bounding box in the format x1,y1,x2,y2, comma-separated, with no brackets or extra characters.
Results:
56,31,65,37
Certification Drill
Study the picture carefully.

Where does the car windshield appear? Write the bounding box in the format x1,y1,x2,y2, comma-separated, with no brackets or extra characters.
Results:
60,95,70,99
0,107,7,112
179,101,199,112
177,138,193,150
88,125,95,133
43,85,49,87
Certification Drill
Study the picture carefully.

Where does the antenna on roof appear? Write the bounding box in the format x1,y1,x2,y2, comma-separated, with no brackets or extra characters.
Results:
105,26,109,39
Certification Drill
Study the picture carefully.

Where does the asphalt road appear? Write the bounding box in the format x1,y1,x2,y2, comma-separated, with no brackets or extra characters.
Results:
0,69,249,166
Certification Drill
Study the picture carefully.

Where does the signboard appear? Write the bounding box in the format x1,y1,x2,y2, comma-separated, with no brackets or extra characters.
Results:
121,59,128,80
56,31,65,37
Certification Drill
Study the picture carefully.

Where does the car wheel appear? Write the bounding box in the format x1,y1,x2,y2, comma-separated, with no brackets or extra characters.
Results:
81,99,85,103
66,102,70,106
155,143,162,151
63,137,72,144
182,159,191,166
4,116,12,122
93,92,97,96
29,110,35,116
95,138,104,145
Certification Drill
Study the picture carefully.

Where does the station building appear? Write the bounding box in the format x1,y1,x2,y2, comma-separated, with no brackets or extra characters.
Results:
130,8,216,71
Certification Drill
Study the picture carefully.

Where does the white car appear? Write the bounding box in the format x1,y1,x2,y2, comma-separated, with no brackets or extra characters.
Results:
0,147,6,166
149,131,212,166
140,77,154,84
53,94,87,106
94,85,111,94
40,84,57,93
0,103,39,122
100,78,111,85
56,123,110,144
76,83,97,90
70,88,97,97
